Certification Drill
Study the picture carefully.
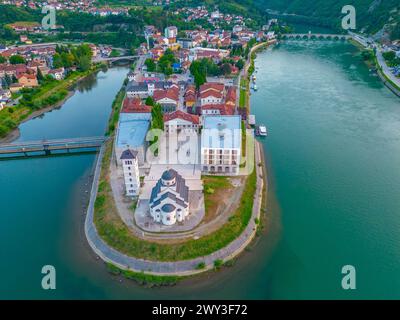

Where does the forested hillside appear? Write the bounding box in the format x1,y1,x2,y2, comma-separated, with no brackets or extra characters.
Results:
256,0,400,40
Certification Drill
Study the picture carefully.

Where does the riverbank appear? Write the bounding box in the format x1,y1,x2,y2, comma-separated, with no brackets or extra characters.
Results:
349,36,400,96
85,139,265,277
0,91,74,143
0,63,107,144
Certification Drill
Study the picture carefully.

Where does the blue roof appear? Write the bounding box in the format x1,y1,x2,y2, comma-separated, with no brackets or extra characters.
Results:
201,115,242,149
119,113,151,122
117,119,150,149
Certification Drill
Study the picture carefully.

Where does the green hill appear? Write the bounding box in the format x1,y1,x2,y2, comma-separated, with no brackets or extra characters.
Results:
255,0,400,40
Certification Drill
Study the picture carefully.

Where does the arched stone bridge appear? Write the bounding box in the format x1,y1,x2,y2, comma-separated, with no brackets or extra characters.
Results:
281,33,351,41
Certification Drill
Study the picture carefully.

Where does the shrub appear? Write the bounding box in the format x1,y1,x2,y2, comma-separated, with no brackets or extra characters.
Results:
214,259,223,269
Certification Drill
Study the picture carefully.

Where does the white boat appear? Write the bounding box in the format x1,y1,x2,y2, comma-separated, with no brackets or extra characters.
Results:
252,75,256,81
253,84,258,91
258,125,267,136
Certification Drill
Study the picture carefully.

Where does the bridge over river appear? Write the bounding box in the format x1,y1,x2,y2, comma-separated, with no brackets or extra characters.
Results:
281,33,351,41
0,136,107,158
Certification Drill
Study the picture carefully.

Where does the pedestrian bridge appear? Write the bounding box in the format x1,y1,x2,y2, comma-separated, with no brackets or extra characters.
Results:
0,136,107,158
92,55,138,64
281,33,351,41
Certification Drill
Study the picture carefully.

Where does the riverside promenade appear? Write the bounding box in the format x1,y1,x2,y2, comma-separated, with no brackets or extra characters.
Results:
84,140,266,276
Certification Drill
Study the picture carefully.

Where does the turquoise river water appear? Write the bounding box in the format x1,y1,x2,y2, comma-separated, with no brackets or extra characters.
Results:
0,41,400,299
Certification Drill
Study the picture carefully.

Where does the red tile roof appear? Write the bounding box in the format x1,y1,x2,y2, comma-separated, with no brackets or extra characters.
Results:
163,110,199,124
121,97,152,113
153,87,179,102
200,90,223,99
199,82,224,93
201,104,234,115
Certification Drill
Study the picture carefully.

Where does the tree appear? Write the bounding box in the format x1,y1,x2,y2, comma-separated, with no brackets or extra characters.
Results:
145,58,156,72
220,63,232,76
9,55,25,64
77,55,91,72
37,67,44,83
0,56,6,63
145,96,154,106
235,59,245,70
151,103,164,130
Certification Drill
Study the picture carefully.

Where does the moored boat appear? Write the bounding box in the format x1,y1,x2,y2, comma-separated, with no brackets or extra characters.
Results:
255,124,268,136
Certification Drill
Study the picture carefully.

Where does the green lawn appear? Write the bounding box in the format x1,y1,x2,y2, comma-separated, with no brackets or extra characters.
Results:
94,139,257,262
239,77,248,109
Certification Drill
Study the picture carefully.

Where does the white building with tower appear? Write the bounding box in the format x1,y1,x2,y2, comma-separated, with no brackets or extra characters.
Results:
149,169,189,225
120,149,140,197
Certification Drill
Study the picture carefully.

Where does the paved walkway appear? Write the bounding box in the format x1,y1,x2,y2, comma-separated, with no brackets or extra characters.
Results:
84,141,266,276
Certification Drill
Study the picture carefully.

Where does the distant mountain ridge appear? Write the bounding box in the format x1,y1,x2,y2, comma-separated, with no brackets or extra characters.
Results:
254,0,400,40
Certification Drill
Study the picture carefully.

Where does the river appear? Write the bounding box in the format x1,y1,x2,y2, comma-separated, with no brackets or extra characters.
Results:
1,40,400,299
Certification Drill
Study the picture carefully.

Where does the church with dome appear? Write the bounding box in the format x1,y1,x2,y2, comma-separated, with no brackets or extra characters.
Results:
149,169,190,226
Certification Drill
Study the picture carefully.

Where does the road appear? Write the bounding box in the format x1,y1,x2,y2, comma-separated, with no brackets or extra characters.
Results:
376,49,400,89
84,140,266,276
349,31,400,90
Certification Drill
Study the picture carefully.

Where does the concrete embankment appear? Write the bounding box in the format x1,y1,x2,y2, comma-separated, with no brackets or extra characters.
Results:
84,141,266,276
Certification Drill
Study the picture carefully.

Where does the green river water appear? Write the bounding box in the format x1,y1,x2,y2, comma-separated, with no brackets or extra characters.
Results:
0,41,399,299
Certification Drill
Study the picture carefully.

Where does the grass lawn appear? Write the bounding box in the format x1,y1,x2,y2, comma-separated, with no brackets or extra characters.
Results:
94,139,257,262
239,77,248,109
203,175,232,213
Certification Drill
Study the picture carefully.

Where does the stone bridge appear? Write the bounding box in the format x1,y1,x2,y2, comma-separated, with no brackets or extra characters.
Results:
281,33,351,41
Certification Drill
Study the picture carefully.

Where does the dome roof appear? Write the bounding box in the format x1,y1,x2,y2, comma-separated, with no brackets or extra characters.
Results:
161,169,177,181
161,203,176,213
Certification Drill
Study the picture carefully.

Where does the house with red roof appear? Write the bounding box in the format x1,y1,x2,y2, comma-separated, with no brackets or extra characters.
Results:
201,103,234,116
153,86,179,112
122,97,152,114
17,73,38,87
199,82,225,106
163,110,200,134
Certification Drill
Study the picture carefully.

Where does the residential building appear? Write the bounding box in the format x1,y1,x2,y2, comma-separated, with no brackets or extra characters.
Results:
17,73,38,87
153,85,179,113
121,97,152,114
163,110,200,134
201,115,242,175
48,67,65,80
0,89,11,103
199,82,225,106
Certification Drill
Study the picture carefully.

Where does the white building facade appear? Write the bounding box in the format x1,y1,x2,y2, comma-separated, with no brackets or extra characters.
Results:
149,169,189,226
120,149,141,196
201,115,242,175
